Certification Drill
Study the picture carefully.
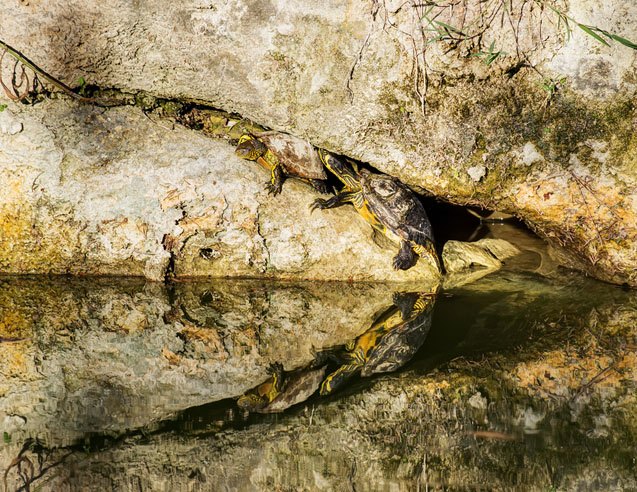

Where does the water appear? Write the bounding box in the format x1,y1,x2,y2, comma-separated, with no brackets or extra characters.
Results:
1,228,636,491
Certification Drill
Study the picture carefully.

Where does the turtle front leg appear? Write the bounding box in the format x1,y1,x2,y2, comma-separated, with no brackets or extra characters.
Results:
267,362,286,395
309,191,358,213
393,240,418,271
320,363,361,395
265,163,285,195
309,179,332,195
413,241,445,274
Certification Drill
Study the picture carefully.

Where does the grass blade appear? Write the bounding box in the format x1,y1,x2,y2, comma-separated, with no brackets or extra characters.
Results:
577,24,611,46
433,20,467,36
609,34,637,50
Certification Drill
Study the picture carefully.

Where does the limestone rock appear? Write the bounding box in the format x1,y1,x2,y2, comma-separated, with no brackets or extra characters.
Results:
0,108,23,135
0,99,441,282
4,0,634,284
443,238,520,288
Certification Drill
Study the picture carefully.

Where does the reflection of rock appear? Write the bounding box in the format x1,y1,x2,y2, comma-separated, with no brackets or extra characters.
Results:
7,272,634,491
171,280,420,367
0,278,409,447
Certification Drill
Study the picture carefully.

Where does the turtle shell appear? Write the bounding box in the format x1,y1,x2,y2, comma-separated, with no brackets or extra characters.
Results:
260,365,327,413
258,132,327,180
359,170,435,247
361,307,433,376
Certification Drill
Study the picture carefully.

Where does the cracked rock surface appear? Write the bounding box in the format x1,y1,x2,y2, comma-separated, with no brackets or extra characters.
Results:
0,100,446,281
0,99,518,281
2,0,636,285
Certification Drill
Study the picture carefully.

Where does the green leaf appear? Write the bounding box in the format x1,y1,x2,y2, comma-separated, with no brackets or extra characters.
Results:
486,53,499,65
0,104,7,112
577,24,611,46
433,20,466,36
609,34,637,50
3,432,10,444
420,6,435,22
426,35,446,45
76,76,86,88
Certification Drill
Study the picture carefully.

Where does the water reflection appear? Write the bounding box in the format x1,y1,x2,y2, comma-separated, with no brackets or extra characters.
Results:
1,273,635,491
319,292,435,395
237,363,327,413
234,291,437,412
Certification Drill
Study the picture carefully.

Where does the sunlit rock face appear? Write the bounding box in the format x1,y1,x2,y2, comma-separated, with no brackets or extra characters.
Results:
2,0,635,285
0,101,444,282
0,101,518,282
2,272,634,491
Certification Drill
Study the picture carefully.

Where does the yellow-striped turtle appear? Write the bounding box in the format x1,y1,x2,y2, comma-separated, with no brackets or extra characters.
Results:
360,292,435,376
237,362,327,414
237,362,286,412
235,133,330,195
319,292,436,395
310,150,443,273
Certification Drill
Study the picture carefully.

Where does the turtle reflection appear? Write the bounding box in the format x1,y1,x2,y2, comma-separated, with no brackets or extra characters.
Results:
320,291,436,395
236,291,436,413
237,363,327,414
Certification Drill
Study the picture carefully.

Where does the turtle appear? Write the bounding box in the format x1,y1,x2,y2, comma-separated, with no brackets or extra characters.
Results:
235,133,330,196
237,362,286,412
310,149,444,273
360,292,435,376
177,108,267,141
319,291,436,395
237,362,327,414
261,365,326,413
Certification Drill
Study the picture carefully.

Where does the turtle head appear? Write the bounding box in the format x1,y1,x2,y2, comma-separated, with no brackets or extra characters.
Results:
317,149,360,190
235,134,268,161
359,171,400,199
319,363,360,395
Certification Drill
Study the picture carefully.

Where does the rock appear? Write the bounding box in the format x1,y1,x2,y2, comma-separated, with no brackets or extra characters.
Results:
443,238,520,288
4,0,634,284
467,165,486,182
0,99,519,283
0,276,417,445
0,109,23,135
0,99,443,282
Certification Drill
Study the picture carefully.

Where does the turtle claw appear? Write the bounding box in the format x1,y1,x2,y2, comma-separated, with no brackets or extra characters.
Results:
309,198,327,213
392,241,418,271
265,182,282,196
392,252,416,271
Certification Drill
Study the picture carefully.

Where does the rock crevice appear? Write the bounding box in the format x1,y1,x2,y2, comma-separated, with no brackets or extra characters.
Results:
1,0,636,284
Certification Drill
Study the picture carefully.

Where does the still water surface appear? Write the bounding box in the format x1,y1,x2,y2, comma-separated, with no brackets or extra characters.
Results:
0,228,635,490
